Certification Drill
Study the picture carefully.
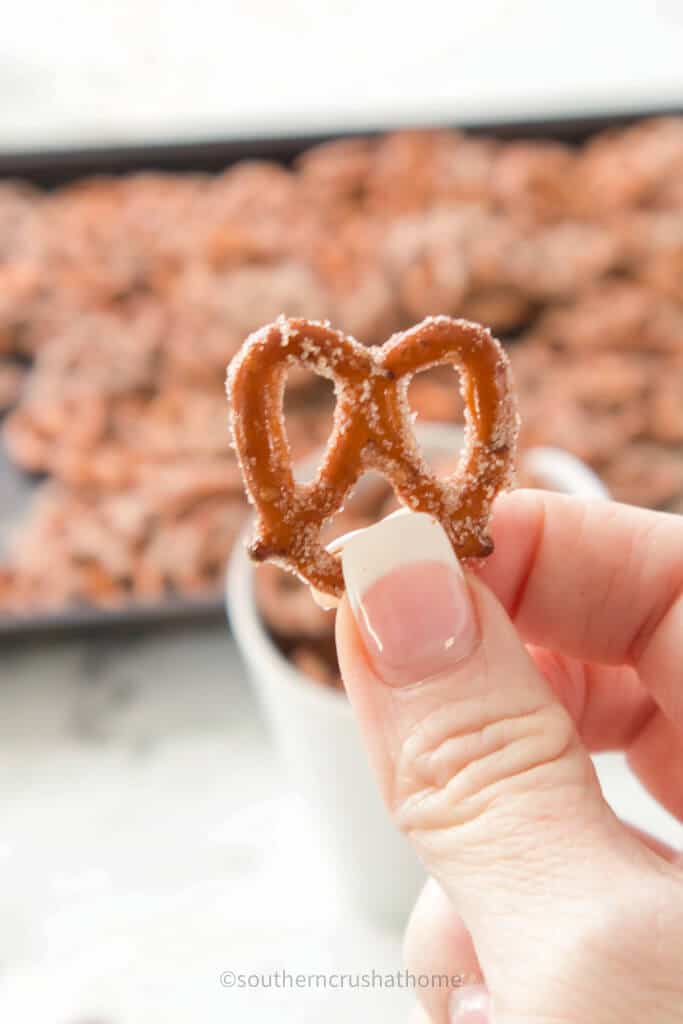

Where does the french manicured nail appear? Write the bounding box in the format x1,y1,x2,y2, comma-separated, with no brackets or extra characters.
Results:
341,512,478,686
449,984,492,1022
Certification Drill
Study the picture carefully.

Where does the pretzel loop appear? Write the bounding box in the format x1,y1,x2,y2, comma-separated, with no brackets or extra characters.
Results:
227,315,518,597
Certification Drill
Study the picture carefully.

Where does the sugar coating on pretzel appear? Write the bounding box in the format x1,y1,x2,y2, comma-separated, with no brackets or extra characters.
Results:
226,314,519,597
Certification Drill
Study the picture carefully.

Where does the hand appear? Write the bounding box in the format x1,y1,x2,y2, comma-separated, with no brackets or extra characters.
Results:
335,491,683,1023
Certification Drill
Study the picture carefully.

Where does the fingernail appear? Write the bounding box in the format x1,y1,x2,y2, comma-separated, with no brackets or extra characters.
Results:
341,512,478,686
449,984,492,1023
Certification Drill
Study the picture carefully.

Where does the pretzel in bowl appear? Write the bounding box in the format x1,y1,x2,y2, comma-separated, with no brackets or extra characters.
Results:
226,314,518,599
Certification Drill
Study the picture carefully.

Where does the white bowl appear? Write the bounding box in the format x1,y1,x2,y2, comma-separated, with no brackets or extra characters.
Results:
226,423,608,926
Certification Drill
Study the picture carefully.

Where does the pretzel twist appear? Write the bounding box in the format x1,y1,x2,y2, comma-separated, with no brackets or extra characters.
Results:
227,315,518,597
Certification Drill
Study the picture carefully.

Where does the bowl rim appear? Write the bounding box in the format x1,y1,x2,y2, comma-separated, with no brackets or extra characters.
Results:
226,512,351,712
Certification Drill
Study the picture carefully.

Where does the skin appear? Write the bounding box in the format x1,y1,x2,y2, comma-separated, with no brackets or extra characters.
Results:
335,490,683,1023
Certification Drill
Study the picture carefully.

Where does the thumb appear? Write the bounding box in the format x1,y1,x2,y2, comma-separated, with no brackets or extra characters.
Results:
335,512,657,1015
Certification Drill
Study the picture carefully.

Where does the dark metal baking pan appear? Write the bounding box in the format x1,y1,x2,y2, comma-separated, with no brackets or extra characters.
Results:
1,106,680,639
1,106,681,185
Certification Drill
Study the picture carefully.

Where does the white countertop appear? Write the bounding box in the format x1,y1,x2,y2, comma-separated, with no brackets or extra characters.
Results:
0,625,409,1024
0,621,680,1024
1,0,682,153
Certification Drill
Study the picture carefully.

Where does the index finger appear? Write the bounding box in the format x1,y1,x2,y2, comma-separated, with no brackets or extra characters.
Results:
476,489,683,722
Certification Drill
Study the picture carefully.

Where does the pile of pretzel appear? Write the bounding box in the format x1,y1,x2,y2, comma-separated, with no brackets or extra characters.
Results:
1,116,682,619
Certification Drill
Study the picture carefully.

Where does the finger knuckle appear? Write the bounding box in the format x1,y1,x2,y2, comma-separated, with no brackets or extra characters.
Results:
392,699,579,834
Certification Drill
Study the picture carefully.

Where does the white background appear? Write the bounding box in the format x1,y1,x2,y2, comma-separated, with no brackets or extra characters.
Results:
0,0,682,152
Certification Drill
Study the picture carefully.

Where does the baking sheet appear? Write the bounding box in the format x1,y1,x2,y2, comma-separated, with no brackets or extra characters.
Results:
1,106,679,638
0,436,227,638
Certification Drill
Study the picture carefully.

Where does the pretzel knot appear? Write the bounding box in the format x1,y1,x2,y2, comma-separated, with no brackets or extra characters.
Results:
227,315,519,598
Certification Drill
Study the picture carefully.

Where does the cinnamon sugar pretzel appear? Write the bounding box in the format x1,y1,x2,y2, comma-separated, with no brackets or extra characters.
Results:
227,315,518,597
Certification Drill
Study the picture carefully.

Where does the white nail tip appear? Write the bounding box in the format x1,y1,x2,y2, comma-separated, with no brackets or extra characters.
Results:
341,511,459,605
309,525,372,609
309,510,417,609
309,588,340,611
449,984,491,1022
